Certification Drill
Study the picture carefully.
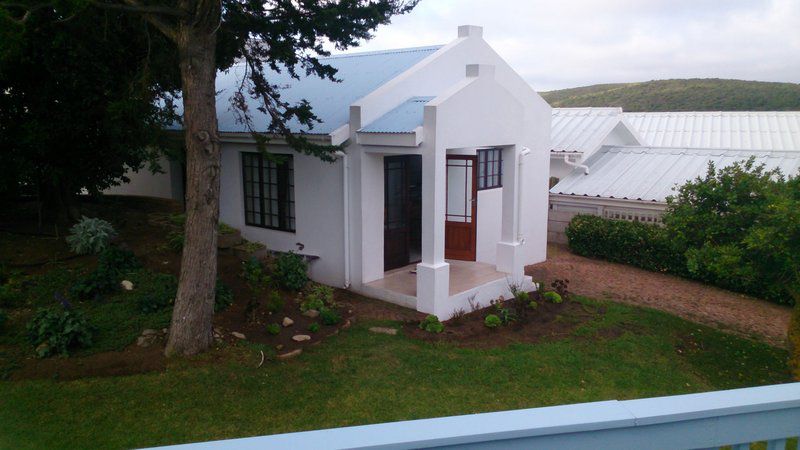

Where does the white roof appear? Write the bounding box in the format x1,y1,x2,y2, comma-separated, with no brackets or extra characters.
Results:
551,146,800,203
551,107,632,153
624,111,800,151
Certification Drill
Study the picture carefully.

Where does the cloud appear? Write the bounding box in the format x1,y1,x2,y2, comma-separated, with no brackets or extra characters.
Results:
336,0,800,91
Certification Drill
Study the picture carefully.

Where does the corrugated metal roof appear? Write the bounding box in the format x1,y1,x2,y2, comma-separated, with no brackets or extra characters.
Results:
358,96,433,133
173,45,442,134
624,111,800,151
551,107,624,153
551,146,800,203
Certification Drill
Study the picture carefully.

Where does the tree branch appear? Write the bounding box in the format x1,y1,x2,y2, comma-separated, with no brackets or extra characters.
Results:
90,1,186,17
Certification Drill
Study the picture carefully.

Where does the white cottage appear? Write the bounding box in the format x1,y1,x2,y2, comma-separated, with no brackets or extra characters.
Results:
111,25,552,319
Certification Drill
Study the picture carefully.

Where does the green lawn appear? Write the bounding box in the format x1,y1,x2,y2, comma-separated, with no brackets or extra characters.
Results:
0,297,790,449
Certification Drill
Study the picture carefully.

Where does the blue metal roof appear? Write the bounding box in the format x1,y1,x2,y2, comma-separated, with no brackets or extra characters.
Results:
358,96,434,133
171,45,442,135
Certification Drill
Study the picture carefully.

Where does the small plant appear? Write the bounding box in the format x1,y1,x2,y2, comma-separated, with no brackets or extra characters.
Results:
543,291,563,304
449,308,466,324
265,323,281,336
218,222,237,235
66,216,117,255
508,284,530,322
167,231,184,252
241,257,270,291
306,283,334,306
491,298,516,325
214,281,233,312
308,322,320,333
70,246,142,300
484,314,501,329
27,307,94,357
319,306,341,326
466,294,480,313
418,314,444,333
551,279,570,301
168,213,186,226
133,272,178,313
529,300,539,309
301,297,324,313
274,252,308,291
265,291,285,313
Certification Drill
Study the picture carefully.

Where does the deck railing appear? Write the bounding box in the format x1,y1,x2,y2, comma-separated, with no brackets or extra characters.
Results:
156,382,800,449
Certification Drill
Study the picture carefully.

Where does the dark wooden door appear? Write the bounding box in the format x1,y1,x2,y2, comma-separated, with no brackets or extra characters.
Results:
384,156,408,271
445,155,477,261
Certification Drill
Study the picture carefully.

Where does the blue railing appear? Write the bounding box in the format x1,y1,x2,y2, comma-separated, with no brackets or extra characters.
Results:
155,383,800,449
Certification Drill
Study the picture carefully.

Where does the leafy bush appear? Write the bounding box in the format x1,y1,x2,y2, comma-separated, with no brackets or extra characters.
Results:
300,297,324,313
308,322,320,333
484,314,501,328
319,306,341,326
274,252,308,291
27,307,94,357
66,216,117,255
265,291,285,314
305,283,333,307
214,281,233,312
265,323,280,336
528,300,539,309
0,284,23,308
508,286,530,322
132,272,178,313
418,314,444,333
566,215,685,274
241,257,270,291
543,291,562,304
70,246,141,300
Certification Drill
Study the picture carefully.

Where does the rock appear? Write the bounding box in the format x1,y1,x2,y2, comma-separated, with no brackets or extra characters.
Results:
302,309,319,318
276,344,284,350
282,317,294,327
292,334,311,342
231,331,246,340
161,328,168,334
341,319,352,330
141,329,158,336
136,335,154,347
369,327,398,336
276,349,302,360
121,280,134,291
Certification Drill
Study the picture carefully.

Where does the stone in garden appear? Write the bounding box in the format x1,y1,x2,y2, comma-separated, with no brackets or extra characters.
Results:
121,280,134,291
136,336,154,347
276,349,302,360
369,327,398,336
302,309,319,318
276,344,284,350
292,334,311,342
141,329,158,336
231,331,246,340
161,328,168,334
282,317,294,327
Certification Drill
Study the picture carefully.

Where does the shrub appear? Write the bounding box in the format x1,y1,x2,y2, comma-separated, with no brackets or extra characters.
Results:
484,314,501,328
214,281,233,312
66,216,117,255
241,257,270,290
319,307,341,326
308,322,320,333
274,252,308,291
70,246,141,300
167,231,184,252
306,283,333,307
418,314,444,333
27,307,94,357
265,323,281,336
265,291,285,314
550,279,570,301
566,215,685,274
301,297,324,313
133,272,178,313
508,286,530,322
218,222,236,235
543,291,562,304
528,300,539,309
0,284,23,308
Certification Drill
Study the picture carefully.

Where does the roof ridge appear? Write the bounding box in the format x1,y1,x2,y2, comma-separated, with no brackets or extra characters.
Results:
609,145,800,154
322,45,444,60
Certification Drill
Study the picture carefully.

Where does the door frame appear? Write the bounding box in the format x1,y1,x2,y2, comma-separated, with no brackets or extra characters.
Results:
444,155,478,261
383,155,422,272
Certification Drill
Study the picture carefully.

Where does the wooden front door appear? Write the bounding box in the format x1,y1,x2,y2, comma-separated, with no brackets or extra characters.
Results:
384,155,422,271
445,155,477,261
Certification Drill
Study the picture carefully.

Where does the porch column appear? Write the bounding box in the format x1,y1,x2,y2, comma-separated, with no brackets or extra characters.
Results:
416,141,449,316
496,145,525,283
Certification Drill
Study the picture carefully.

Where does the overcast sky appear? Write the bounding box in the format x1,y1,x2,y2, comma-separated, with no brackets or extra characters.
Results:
343,0,800,91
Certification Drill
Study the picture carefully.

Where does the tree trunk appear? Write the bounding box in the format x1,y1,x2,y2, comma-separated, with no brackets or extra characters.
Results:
165,21,220,356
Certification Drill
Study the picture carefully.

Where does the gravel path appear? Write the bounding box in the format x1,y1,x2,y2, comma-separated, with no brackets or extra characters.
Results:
526,245,792,348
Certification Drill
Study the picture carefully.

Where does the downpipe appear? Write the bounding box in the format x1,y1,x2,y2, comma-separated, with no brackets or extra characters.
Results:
335,151,351,289
564,154,589,175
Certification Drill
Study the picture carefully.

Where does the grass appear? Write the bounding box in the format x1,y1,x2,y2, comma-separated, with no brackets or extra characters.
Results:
0,296,791,449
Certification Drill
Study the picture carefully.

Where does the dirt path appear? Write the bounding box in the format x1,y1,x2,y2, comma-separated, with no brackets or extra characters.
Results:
526,245,792,348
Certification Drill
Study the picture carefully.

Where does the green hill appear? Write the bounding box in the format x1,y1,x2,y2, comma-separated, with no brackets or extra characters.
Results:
540,79,800,111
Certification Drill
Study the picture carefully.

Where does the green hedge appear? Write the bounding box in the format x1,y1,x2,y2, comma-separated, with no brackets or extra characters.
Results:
565,215,686,275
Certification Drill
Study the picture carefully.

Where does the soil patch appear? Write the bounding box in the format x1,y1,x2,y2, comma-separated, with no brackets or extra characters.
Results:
404,300,598,349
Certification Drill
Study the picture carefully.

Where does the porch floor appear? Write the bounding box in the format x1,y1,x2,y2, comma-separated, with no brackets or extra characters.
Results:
366,260,508,297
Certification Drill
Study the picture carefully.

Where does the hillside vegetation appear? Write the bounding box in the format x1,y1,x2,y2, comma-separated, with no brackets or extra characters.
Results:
540,78,800,111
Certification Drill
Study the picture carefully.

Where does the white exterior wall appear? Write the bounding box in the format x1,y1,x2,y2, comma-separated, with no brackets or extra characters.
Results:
475,188,502,264
104,156,182,201
218,142,346,287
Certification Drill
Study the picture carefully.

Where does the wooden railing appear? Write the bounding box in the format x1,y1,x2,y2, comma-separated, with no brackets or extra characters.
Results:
155,383,800,449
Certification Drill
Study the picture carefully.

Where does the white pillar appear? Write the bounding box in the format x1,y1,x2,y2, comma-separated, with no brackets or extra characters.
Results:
496,145,525,283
